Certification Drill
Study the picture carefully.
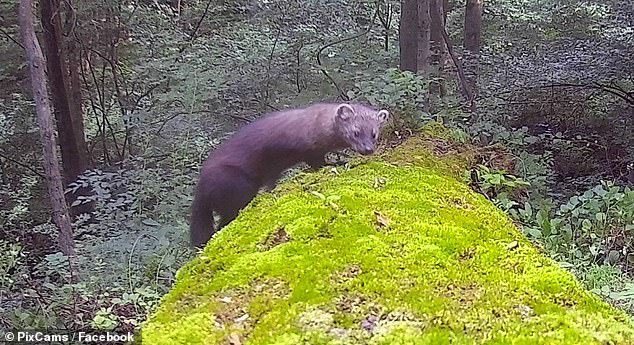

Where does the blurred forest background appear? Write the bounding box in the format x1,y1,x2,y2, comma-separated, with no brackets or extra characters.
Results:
0,0,632,335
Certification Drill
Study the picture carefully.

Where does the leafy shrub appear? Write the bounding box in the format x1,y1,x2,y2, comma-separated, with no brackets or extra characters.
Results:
1,159,196,332
348,68,431,129
0,175,39,230
464,164,530,212
0,240,22,289
517,181,634,268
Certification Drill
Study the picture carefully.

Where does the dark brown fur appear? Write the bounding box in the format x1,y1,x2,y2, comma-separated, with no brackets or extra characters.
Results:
190,103,389,247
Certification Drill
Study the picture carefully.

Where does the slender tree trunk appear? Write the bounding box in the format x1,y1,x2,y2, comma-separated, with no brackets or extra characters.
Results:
399,0,419,72
417,0,431,75
67,37,95,216
65,0,90,167
19,0,75,256
463,0,483,112
40,0,87,183
440,21,473,105
66,39,89,164
464,0,483,52
429,0,448,96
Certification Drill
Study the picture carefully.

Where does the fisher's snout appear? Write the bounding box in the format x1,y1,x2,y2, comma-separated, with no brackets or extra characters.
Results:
356,144,376,155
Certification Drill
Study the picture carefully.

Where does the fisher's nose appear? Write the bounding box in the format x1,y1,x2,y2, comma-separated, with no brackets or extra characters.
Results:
358,144,375,155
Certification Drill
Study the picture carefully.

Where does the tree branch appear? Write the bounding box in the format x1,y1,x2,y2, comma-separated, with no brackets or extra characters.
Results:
0,150,45,178
179,0,213,54
0,27,25,49
262,29,281,104
316,4,380,101
439,25,474,109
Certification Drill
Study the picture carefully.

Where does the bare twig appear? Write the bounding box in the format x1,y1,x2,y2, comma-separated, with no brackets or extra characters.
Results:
0,27,25,49
377,0,394,51
439,25,474,110
262,29,281,104
0,150,45,178
295,40,305,93
537,82,633,105
180,0,213,53
316,4,380,101
153,110,252,137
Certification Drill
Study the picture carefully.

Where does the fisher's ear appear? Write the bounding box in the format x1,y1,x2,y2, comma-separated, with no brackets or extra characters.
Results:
376,109,390,125
335,103,355,122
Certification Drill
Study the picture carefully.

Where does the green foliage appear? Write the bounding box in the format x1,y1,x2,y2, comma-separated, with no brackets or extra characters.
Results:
467,164,531,196
0,175,39,229
578,265,634,316
464,164,530,212
508,180,634,277
0,95,43,229
0,240,22,289
91,307,119,331
446,127,471,144
1,157,195,330
543,182,634,265
348,68,431,128
585,264,624,292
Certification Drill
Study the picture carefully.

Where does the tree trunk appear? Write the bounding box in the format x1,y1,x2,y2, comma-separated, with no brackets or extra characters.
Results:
399,0,419,72
19,0,75,256
65,0,90,167
463,0,483,112
66,39,89,164
63,1,95,215
40,0,87,183
429,0,448,96
417,0,431,75
464,0,483,52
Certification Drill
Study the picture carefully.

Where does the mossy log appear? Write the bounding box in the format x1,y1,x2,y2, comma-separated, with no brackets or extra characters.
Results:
142,134,634,344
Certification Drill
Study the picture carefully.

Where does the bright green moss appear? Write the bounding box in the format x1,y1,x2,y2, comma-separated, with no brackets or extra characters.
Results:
141,136,634,344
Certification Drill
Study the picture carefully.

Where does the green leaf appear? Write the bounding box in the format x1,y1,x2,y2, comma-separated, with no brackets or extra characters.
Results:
607,250,620,264
142,219,160,227
581,219,593,231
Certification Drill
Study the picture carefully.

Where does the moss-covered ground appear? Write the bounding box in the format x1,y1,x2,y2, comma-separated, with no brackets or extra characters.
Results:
141,133,634,344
